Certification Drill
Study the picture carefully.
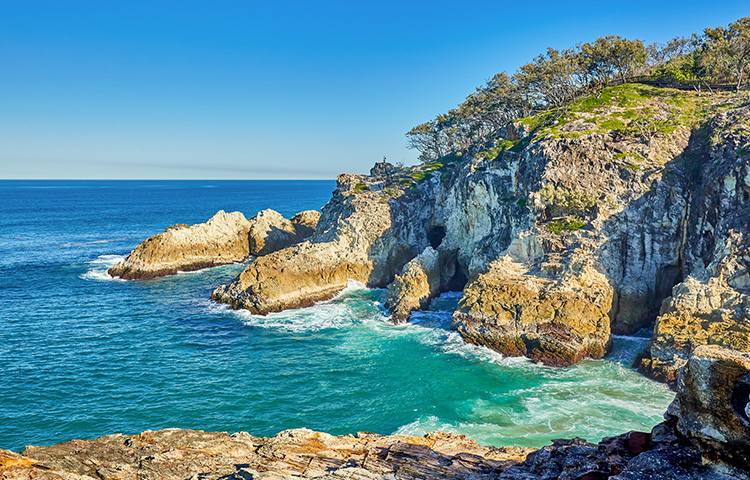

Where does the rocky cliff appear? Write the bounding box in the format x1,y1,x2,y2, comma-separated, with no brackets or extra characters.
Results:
212,85,750,370
4,346,749,479
109,209,319,280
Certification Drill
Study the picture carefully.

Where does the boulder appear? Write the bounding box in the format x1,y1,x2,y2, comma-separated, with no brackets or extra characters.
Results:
452,253,613,366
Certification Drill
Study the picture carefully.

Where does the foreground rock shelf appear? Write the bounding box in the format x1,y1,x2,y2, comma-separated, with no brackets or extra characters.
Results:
4,346,749,480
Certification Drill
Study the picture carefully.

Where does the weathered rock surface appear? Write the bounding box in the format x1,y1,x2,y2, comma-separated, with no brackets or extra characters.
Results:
636,106,750,385
385,246,441,322
211,174,423,314
109,209,319,280
211,87,750,369
8,429,532,480
674,345,750,468
453,248,613,366
108,210,254,280
248,209,321,256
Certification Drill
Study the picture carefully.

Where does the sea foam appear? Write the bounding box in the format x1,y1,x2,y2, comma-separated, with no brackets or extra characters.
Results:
80,254,126,281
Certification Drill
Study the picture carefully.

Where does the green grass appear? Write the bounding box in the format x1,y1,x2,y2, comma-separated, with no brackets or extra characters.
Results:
354,183,369,191
547,218,586,234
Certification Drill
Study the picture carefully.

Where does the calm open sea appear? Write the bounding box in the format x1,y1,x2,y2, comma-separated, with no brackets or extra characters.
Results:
0,180,674,452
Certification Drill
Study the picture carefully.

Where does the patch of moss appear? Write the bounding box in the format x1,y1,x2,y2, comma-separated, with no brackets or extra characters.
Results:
516,198,527,207
547,218,586,234
354,183,369,191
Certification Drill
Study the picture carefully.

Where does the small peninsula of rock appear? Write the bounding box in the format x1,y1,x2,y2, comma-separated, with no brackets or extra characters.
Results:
108,209,320,280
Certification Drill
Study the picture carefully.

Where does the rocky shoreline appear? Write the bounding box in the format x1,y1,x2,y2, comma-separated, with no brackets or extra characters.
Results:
207,86,750,378
3,345,748,479
67,84,750,479
108,209,320,280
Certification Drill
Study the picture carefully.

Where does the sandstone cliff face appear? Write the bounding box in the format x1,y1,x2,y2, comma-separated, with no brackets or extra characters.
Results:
636,106,750,385
109,209,319,281
211,87,749,369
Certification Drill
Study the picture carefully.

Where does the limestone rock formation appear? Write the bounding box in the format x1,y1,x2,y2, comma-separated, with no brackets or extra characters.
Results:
108,210,253,280
109,209,319,281
248,209,320,256
385,246,441,322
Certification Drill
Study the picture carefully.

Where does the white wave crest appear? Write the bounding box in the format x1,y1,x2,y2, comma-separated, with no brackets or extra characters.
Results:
213,280,386,333
79,254,126,281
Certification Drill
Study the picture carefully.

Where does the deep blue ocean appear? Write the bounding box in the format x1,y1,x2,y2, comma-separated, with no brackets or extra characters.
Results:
0,180,674,452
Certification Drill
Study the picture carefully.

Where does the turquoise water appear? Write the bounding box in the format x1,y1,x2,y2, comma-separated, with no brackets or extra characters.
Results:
0,180,674,452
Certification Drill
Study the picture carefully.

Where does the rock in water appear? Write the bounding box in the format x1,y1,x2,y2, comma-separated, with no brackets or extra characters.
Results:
109,209,320,280
108,210,253,280
386,246,441,322
452,250,613,366
211,174,421,314
248,209,320,255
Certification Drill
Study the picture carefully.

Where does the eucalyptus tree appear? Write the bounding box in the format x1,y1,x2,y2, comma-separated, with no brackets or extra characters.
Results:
578,35,647,86
703,17,750,90
515,48,582,108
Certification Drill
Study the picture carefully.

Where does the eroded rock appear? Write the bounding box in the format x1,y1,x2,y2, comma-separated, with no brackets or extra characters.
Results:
109,209,319,281
385,246,441,323
248,209,321,256
452,252,613,366
12,429,532,480
108,210,253,280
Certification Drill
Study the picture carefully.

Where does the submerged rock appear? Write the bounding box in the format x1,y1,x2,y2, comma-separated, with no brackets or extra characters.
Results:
109,209,319,281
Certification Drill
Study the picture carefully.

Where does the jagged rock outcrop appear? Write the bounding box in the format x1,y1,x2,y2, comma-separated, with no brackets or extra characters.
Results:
674,345,750,468
108,210,254,280
109,209,319,281
636,106,750,385
248,209,320,256
211,86,749,368
453,247,613,367
211,174,425,314
385,246,441,322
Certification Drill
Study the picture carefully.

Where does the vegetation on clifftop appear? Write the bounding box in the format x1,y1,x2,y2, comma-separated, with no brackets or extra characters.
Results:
406,17,750,164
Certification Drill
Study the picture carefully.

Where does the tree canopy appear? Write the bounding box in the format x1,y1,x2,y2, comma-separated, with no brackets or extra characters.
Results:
406,17,750,164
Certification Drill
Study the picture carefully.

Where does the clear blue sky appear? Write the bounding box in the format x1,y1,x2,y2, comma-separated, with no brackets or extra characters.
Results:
1,1,747,179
